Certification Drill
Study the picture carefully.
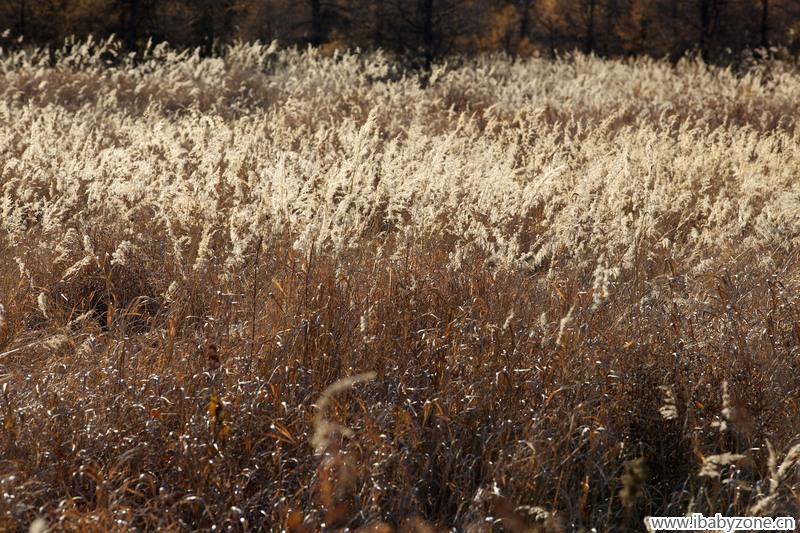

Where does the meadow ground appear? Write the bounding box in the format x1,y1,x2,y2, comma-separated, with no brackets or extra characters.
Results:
1,39,800,531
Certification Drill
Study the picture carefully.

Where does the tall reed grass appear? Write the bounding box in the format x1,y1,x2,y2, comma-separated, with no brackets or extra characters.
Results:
0,39,799,530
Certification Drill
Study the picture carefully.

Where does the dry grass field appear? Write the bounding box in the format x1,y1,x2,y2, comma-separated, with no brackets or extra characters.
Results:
1,38,800,531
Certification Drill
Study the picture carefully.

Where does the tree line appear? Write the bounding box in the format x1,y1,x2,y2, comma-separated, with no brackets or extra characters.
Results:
2,1,799,62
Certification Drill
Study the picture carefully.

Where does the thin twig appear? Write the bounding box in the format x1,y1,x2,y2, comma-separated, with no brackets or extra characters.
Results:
247,235,263,375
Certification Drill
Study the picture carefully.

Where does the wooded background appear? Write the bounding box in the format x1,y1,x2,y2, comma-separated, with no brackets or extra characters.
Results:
2,1,800,62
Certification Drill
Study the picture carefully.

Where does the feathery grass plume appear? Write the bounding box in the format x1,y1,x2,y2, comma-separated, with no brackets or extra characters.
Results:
14,257,33,289
591,257,619,310
750,441,800,515
712,380,732,433
36,292,49,319
620,457,649,511
658,385,678,421
776,443,800,486
82,235,95,256
502,311,515,331
28,518,47,533
66,310,96,330
40,334,69,352
555,305,575,347
163,281,180,302
60,255,94,282
193,225,215,273
698,453,748,479
767,440,779,494
53,229,81,266
311,372,376,455
74,336,97,359
110,240,138,267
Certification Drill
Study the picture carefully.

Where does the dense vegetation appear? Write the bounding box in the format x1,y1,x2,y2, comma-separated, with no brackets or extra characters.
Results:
1,41,800,531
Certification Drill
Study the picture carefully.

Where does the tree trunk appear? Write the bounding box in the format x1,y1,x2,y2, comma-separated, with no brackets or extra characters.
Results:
518,0,531,44
584,0,596,54
197,3,214,56
419,0,435,69
699,0,711,59
370,0,383,48
222,0,235,43
257,0,273,42
309,0,323,45
125,0,141,51
760,0,769,48
604,0,618,55
17,0,25,36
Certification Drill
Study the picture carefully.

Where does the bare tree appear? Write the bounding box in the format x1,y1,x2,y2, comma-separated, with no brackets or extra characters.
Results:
119,0,146,51
381,0,475,69
759,0,769,47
